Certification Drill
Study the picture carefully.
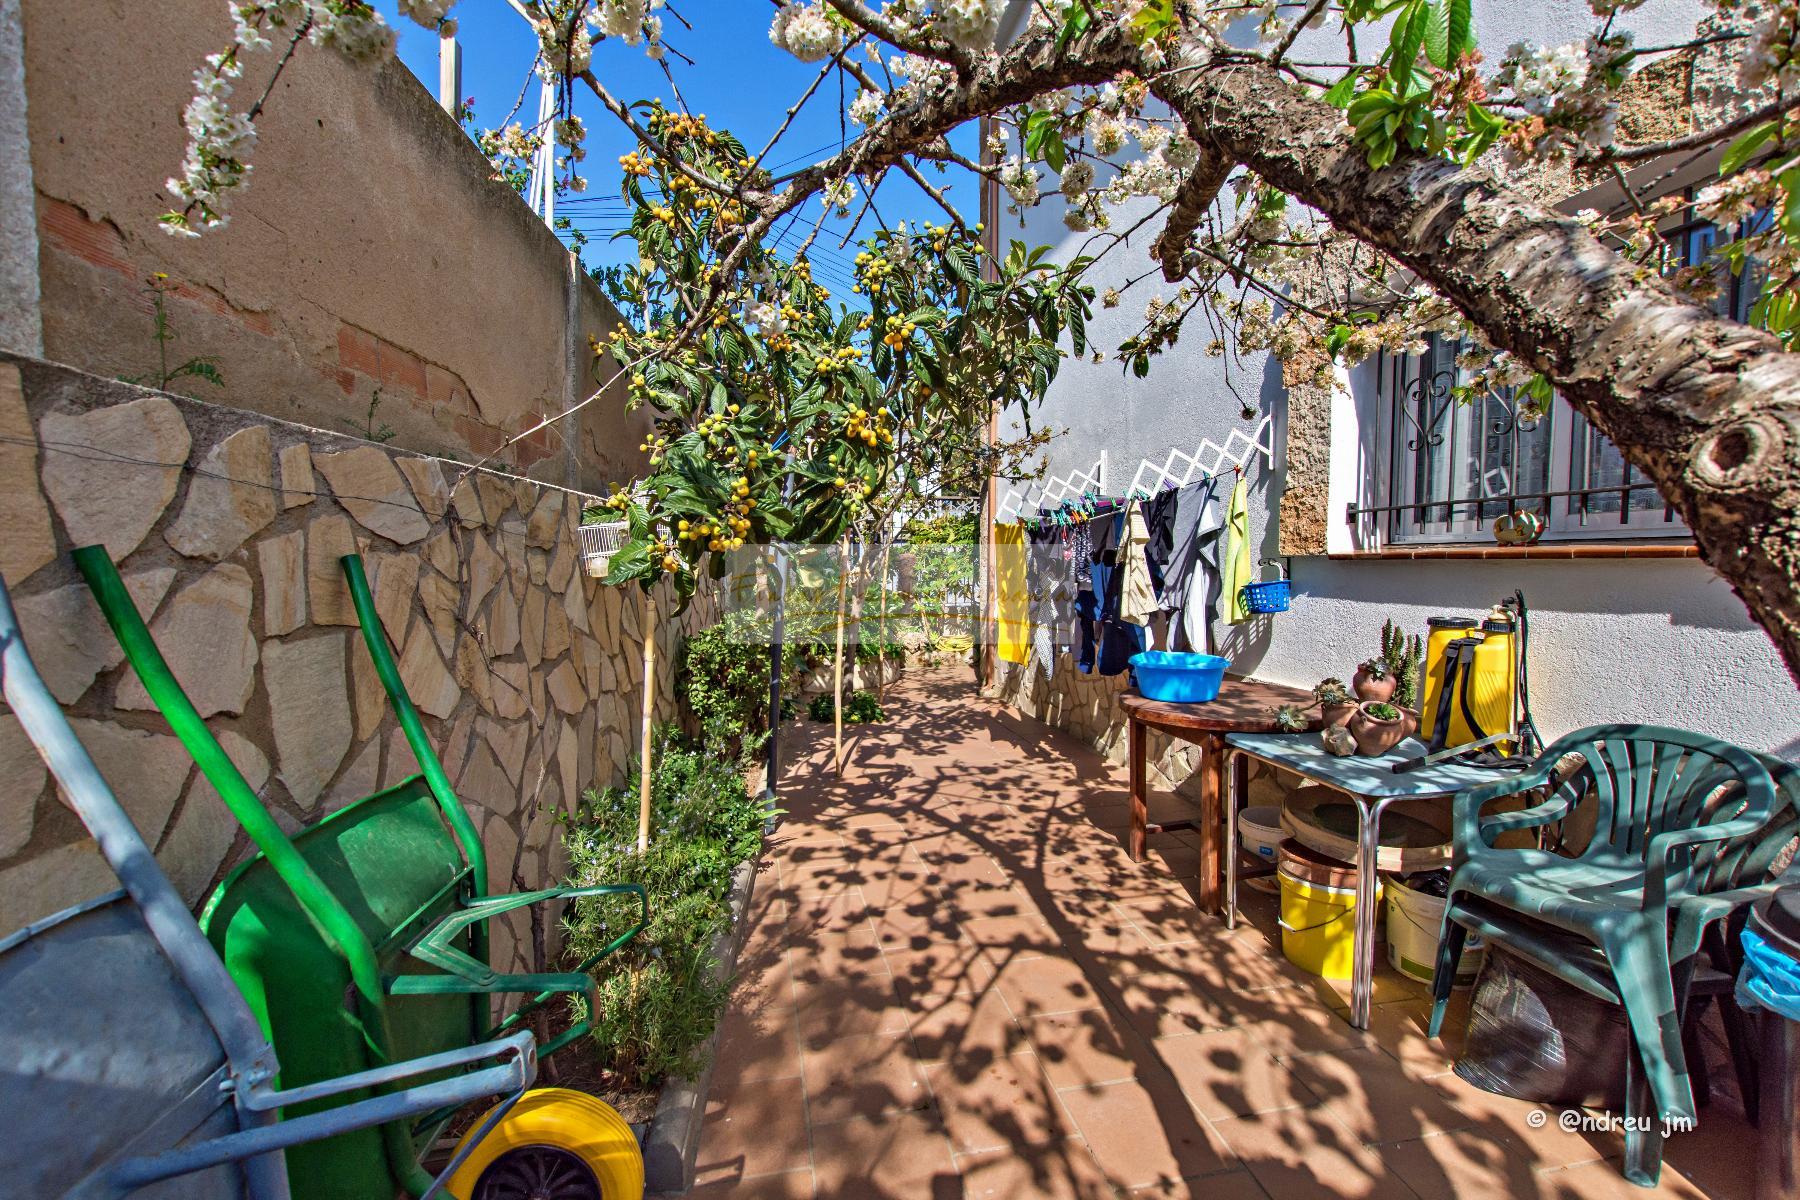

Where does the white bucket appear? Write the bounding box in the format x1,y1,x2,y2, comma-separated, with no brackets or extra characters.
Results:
1238,806,1284,863
1386,875,1483,987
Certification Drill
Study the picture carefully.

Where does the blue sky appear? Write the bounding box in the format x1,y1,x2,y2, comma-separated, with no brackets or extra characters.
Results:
374,2,982,297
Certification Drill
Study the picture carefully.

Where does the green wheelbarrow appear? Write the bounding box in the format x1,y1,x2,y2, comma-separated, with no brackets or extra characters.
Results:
77,547,647,1200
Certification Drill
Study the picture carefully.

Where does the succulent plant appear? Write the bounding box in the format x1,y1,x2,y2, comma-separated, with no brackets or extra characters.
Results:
1274,703,1309,732
1363,701,1401,722
1313,677,1351,706
1379,619,1424,708
1358,657,1392,681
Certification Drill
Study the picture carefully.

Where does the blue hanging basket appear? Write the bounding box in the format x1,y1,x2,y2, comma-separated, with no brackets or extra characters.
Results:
1240,559,1290,614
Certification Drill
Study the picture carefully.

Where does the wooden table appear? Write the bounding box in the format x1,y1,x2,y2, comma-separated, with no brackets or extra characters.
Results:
1121,679,1315,913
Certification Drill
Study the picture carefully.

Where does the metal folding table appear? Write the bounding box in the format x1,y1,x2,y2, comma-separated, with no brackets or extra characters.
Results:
1223,732,1515,1029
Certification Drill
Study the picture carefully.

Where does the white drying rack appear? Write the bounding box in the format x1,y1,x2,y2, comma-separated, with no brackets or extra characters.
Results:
1128,414,1275,496
996,453,1106,523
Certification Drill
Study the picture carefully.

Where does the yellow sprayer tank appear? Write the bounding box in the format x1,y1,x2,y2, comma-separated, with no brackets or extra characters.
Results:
1419,608,1518,753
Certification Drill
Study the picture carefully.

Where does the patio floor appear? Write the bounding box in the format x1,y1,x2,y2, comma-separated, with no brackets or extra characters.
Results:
690,669,1758,1199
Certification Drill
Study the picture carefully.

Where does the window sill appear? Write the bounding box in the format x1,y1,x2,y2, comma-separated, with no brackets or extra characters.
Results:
1328,542,1697,561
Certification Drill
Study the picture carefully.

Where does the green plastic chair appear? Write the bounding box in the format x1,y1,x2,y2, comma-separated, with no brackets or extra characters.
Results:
1427,723,1790,1186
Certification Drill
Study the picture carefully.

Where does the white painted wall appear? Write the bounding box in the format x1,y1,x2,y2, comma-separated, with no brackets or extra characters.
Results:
997,0,1800,759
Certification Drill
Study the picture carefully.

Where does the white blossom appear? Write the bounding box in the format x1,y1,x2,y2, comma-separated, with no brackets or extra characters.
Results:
397,0,455,28
823,176,858,215
1059,160,1095,199
849,89,885,126
934,0,1003,52
769,2,844,63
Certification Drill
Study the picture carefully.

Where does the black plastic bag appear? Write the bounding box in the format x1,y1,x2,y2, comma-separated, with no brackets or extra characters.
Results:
1454,943,1629,1110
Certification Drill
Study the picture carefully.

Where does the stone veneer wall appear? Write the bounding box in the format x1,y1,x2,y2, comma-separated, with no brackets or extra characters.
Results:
0,353,716,972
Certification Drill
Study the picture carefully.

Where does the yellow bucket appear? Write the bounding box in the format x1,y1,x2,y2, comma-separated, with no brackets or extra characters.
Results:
1278,859,1380,980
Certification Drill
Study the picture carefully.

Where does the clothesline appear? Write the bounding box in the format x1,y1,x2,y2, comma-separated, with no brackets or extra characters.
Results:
995,415,1276,524
995,461,1259,678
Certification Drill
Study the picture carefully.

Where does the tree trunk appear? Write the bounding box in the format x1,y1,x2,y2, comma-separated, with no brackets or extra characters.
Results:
1148,56,1800,684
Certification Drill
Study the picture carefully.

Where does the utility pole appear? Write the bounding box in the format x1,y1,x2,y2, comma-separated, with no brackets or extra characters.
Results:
437,27,462,116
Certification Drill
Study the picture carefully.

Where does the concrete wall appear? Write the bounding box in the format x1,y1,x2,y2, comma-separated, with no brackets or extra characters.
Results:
15,0,651,491
990,0,1800,765
0,354,715,971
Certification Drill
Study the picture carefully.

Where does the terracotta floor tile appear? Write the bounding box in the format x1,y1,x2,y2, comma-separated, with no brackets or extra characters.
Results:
1419,1070,1620,1169
906,989,1030,1064
1111,951,1242,1040
1028,1007,1144,1090
808,1111,959,1200
1542,1158,1715,1200
1058,1075,1235,1190
1155,1027,1323,1120
1211,1106,1418,1200
1128,1167,1271,1199
690,1166,817,1199
1381,1128,1550,1199
992,953,1107,1019
1363,996,1468,1080
868,897,968,950
800,1032,933,1124
698,1071,812,1180
953,1139,1118,1199
958,912,1063,960
1281,1047,1480,1146
885,942,997,1002
793,972,912,1045
713,993,802,1084
933,881,1044,923
925,1051,1073,1152
781,887,877,935
787,928,890,985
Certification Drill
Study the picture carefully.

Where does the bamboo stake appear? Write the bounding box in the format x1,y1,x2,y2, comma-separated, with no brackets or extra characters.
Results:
637,583,657,853
876,537,893,705
833,535,849,777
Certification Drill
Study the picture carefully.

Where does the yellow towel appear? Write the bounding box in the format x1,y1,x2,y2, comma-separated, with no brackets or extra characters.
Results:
994,520,1031,664
1223,475,1253,625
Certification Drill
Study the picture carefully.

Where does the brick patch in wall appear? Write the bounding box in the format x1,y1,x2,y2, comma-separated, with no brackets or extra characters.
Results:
38,196,277,337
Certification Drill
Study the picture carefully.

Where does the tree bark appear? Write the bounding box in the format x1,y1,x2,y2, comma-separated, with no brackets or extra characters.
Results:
1150,58,1800,683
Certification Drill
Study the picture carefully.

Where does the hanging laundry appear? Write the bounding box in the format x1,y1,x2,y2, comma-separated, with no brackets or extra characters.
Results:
994,520,1032,665
1222,474,1254,626
1118,500,1159,632
1157,478,1226,652
1086,508,1144,676
1026,523,1073,681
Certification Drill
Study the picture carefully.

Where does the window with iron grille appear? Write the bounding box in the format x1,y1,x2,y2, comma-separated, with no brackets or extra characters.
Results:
1353,207,1764,547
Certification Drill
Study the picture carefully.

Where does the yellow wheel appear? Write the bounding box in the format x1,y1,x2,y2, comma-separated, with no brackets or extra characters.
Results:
444,1087,644,1200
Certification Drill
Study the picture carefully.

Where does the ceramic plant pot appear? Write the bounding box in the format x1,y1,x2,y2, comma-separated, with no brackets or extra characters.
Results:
1321,700,1357,729
1353,666,1397,703
1350,702,1416,756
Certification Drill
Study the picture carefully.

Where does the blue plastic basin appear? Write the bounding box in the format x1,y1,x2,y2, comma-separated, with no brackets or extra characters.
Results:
1130,651,1230,703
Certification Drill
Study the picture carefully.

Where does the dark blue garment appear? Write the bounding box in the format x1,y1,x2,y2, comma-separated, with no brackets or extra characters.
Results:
1083,510,1143,677
1075,587,1099,673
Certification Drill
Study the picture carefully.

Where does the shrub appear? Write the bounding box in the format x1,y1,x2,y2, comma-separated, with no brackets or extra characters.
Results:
809,689,886,723
677,610,779,761
560,726,769,1088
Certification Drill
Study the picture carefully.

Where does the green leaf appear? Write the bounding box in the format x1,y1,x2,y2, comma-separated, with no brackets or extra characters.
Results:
1387,0,1427,95
1322,70,1360,109
1056,3,1091,51
1721,120,1783,176
1422,0,1450,68
1130,0,1174,43
1447,0,1473,60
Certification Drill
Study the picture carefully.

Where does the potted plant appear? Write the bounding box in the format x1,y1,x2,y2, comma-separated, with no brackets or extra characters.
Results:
1353,657,1397,702
1349,700,1417,756
1313,677,1356,728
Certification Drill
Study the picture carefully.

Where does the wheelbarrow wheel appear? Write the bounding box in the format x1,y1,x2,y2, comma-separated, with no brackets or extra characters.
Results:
444,1087,643,1200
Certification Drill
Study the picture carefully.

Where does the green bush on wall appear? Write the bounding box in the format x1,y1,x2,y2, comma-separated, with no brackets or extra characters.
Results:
677,609,783,762
808,690,886,724
560,725,772,1088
